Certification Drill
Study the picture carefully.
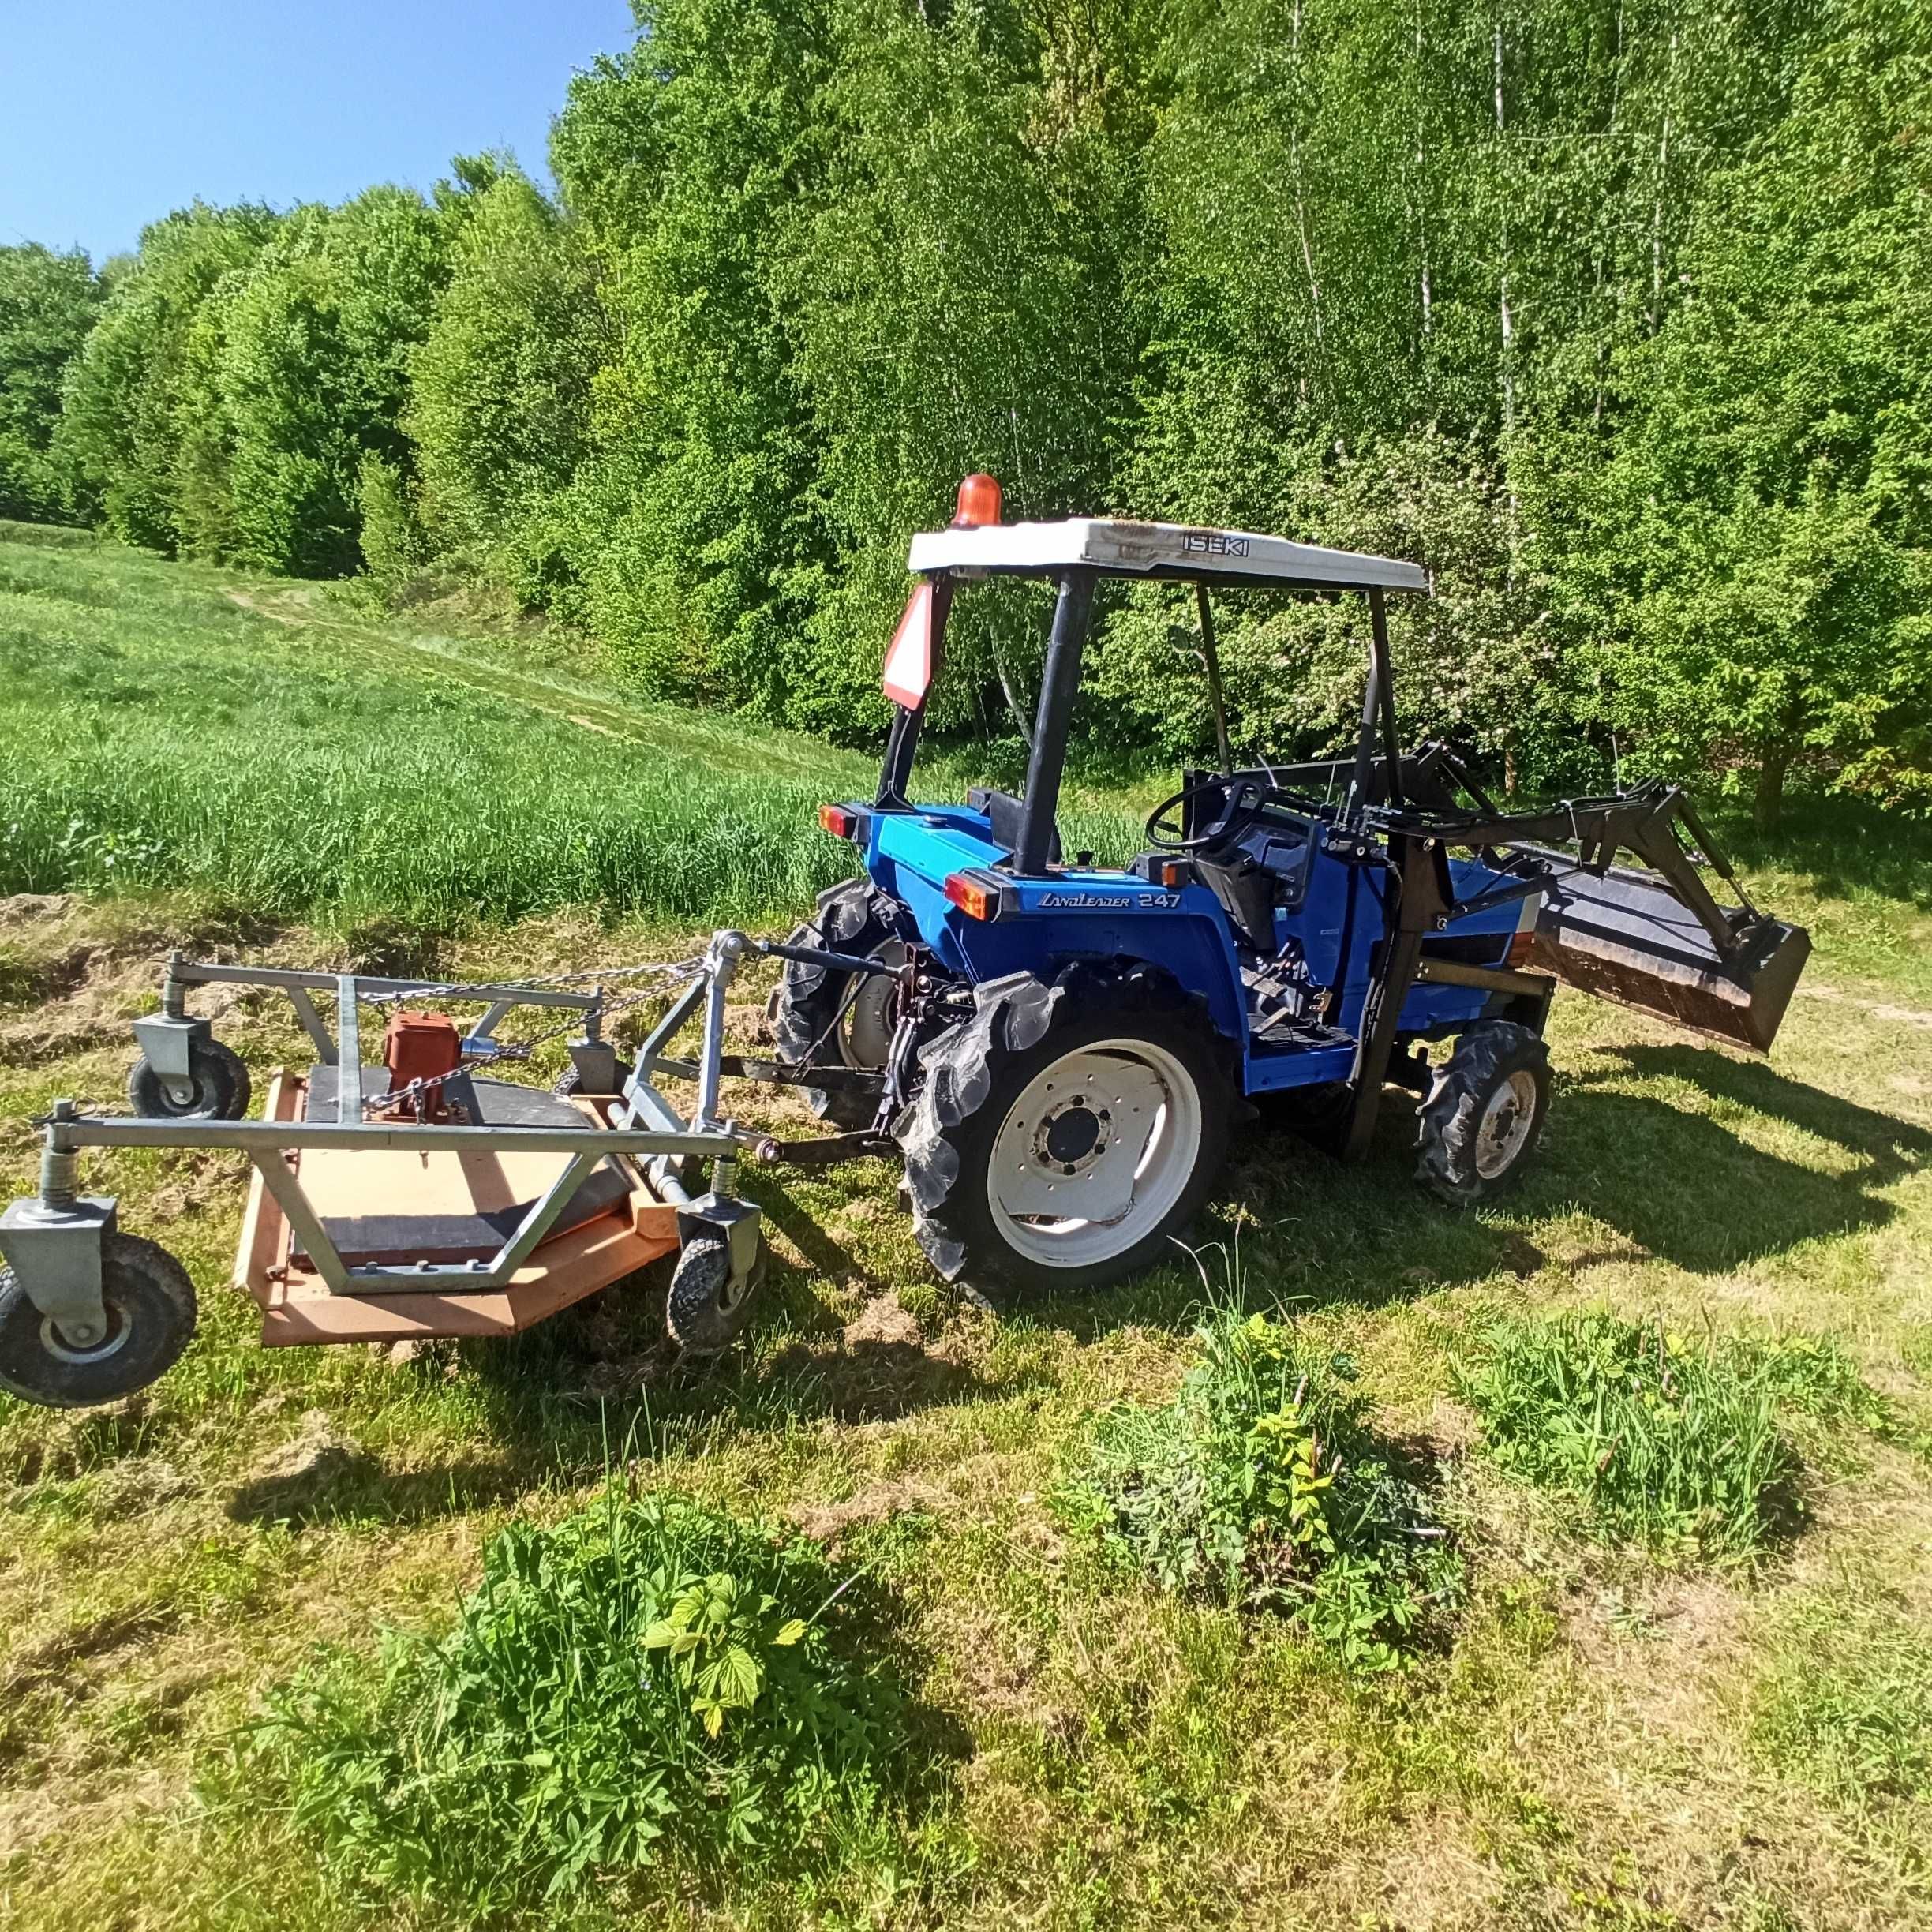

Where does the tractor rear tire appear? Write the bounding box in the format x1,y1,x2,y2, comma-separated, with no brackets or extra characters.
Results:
900,965,1234,1297
772,878,904,1128
1415,1021,1551,1206
128,1037,251,1121
0,1234,197,1408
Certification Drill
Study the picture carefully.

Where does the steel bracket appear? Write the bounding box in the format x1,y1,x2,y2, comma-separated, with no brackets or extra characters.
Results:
133,1013,210,1091
567,1036,621,1095
0,1195,116,1342
677,1191,764,1291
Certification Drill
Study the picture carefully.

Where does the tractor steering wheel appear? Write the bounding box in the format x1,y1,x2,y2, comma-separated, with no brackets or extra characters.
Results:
1145,776,1268,853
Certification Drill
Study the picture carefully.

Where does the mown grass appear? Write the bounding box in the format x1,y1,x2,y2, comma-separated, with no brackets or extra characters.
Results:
1,530,1930,1926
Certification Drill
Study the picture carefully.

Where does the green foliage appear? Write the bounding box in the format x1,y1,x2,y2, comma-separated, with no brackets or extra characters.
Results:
1059,1308,1462,1672
221,187,454,575
13,0,1932,808
1450,1313,1885,1560
53,204,280,549
0,244,103,522
352,451,425,604
407,170,606,606
251,1485,907,1911
552,0,832,713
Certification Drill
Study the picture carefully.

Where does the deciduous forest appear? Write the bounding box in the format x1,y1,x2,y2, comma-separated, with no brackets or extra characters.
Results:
4,0,1929,826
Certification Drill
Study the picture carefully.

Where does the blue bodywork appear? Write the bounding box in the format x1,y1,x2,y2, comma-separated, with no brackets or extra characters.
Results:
849,797,1533,1096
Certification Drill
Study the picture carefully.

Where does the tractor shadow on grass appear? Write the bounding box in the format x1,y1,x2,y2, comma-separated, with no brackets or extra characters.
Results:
1545,1044,1932,1274
1041,1042,1932,1333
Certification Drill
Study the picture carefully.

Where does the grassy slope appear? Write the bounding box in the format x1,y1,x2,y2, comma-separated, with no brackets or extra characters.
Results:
1,528,1930,1928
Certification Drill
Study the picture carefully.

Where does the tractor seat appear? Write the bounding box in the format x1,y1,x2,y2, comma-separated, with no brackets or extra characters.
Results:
968,785,1063,867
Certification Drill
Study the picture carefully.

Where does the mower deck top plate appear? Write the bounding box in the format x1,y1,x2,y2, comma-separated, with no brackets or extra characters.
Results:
234,1071,681,1344
294,1068,634,1264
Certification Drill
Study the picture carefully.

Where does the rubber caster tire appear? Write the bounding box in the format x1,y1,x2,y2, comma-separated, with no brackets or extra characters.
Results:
0,1234,197,1408
772,878,904,1128
1415,1021,1551,1206
665,1233,766,1356
128,1037,251,1121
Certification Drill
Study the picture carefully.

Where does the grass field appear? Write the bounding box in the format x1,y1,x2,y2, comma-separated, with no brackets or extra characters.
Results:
2,525,1931,1929
0,523,1140,933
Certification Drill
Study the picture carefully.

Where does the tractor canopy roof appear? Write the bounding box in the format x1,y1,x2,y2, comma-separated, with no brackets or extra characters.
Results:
907,513,1428,596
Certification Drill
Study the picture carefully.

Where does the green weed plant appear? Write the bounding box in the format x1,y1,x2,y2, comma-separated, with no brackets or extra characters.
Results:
1059,1309,1462,1673
251,1484,908,1912
1451,1313,1878,1561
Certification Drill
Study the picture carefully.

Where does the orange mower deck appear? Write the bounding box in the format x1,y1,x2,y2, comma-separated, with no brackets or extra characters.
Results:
234,1070,682,1346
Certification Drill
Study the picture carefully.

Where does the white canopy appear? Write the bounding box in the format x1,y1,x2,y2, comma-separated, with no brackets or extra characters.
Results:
906,517,1428,593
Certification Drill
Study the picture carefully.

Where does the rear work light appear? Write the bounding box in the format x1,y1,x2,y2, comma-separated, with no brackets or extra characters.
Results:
945,871,996,921
953,472,1003,527
818,803,859,840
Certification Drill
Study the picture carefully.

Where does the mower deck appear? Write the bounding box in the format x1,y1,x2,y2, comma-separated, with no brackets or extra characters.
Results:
236,1070,681,1346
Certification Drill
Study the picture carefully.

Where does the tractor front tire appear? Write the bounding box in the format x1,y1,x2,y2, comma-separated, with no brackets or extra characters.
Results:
128,1037,251,1121
1415,1021,1551,1206
0,1234,198,1408
772,878,904,1128
901,967,1234,1297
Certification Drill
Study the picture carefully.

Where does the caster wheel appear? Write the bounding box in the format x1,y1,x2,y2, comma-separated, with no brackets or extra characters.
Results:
0,1234,198,1408
128,1037,252,1121
665,1233,766,1356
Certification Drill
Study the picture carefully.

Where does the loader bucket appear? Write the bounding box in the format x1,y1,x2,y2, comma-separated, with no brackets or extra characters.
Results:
1523,859,1810,1053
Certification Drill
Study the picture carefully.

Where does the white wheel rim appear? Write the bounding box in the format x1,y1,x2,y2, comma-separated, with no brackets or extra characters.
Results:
987,1037,1204,1269
1475,1069,1538,1180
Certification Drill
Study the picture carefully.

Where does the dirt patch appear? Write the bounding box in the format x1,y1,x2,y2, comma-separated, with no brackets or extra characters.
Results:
766,1291,979,1420
227,1410,373,1524
788,1474,957,1543
844,1294,926,1352
0,893,77,927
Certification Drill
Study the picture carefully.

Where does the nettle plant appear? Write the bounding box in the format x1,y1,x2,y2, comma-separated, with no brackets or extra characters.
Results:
1061,1309,1462,1673
253,1485,906,1912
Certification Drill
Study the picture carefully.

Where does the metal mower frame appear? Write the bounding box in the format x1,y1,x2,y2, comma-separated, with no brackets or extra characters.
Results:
0,930,872,1392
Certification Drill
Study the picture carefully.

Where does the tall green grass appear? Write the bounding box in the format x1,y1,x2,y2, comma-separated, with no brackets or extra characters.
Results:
0,538,871,927
0,530,1144,930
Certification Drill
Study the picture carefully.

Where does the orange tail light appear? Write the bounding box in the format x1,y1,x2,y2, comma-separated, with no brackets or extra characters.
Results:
945,871,996,920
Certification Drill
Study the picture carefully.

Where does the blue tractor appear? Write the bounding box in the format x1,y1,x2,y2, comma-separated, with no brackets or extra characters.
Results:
772,474,1811,1297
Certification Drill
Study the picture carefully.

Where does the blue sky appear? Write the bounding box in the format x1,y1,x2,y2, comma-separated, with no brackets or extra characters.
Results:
1,2,638,263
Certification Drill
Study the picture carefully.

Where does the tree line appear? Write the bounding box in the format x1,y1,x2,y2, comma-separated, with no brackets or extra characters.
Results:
3,0,1929,826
